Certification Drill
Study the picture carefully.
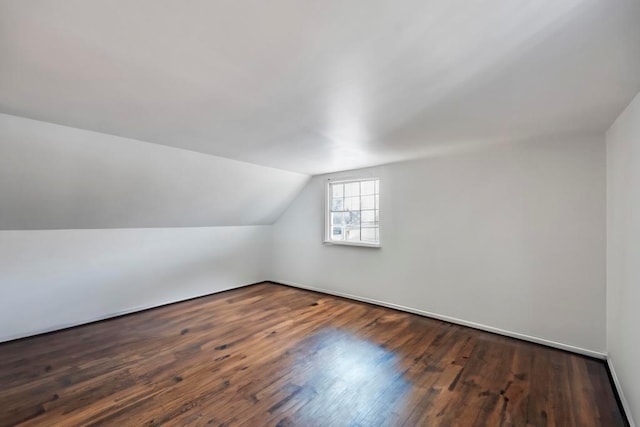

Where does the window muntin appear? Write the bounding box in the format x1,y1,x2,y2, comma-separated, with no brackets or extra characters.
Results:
326,179,379,246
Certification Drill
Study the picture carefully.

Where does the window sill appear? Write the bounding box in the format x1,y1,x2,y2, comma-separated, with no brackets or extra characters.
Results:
323,240,381,248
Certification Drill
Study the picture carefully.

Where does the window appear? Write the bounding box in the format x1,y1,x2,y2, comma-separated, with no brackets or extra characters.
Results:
325,178,380,247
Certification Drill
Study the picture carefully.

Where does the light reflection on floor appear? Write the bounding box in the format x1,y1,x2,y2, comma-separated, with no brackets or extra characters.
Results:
287,328,411,425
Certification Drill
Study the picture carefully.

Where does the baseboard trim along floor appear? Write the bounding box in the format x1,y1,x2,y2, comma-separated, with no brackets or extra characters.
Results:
0,280,264,344
271,280,608,360
607,356,637,427
3,278,609,361
4,279,629,425
0,283,626,426
273,280,638,424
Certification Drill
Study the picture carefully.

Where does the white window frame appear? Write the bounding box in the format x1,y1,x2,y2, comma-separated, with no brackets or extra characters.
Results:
324,178,381,248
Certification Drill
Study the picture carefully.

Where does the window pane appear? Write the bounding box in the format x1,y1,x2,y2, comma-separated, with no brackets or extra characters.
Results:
346,228,361,241
361,180,375,195
361,195,375,210
344,196,360,211
344,182,360,197
375,194,379,209
327,179,379,245
332,183,344,198
361,210,375,223
346,211,360,225
375,179,379,194
331,226,344,240
361,227,377,242
331,212,346,225
375,209,379,222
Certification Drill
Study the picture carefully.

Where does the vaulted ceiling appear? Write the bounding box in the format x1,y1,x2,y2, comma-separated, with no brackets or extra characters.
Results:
1,0,639,174
0,113,309,229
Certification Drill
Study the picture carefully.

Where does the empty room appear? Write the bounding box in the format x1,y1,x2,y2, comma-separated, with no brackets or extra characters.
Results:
1,0,639,426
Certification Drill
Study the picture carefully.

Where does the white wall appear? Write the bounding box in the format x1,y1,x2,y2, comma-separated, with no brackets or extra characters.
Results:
0,114,308,342
0,114,308,229
0,226,270,342
0,112,612,367
272,135,607,354
607,90,640,425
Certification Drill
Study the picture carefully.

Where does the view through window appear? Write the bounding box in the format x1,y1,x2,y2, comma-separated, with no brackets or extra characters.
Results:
327,179,379,246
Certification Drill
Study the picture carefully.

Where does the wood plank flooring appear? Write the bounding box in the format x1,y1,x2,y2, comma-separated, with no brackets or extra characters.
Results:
0,283,626,426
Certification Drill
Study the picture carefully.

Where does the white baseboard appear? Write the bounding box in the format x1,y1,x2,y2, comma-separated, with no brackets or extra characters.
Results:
272,279,608,360
608,357,636,427
0,281,262,344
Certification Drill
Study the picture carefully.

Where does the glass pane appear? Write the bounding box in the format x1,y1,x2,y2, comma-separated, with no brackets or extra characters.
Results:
361,210,375,223
361,195,375,210
328,179,380,245
346,228,361,241
331,212,345,225
361,180,375,195
332,183,344,198
346,211,361,225
344,182,360,198
361,227,378,242
344,196,360,211
331,226,344,240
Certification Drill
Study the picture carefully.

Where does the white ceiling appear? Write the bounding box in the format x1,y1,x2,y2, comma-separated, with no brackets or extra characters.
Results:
0,113,309,229
1,0,639,174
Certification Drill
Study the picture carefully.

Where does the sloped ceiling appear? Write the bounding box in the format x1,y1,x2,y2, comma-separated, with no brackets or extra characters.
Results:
0,114,308,229
1,0,639,175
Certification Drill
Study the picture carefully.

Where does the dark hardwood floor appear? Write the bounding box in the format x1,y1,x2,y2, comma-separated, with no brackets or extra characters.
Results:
0,283,625,426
